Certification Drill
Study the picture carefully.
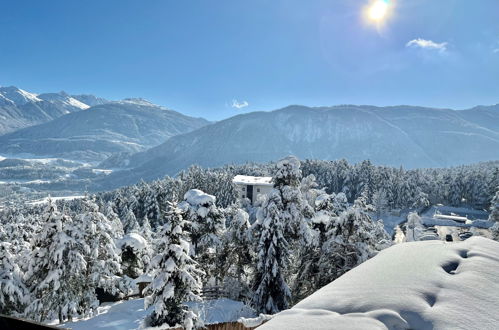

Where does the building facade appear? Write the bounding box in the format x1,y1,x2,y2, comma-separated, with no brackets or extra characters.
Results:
232,175,273,205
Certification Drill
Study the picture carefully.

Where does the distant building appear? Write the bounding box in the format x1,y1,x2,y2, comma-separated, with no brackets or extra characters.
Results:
232,175,273,205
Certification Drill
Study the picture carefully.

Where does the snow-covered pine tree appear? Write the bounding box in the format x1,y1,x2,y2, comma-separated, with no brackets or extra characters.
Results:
489,188,499,222
123,207,140,234
0,242,30,315
372,189,388,220
272,156,307,241
316,196,390,288
293,192,341,301
252,190,291,314
24,201,92,323
144,202,203,330
141,215,154,243
219,207,253,300
102,201,125,239
75,199,122,299
118,232,151,279
179,189,225,281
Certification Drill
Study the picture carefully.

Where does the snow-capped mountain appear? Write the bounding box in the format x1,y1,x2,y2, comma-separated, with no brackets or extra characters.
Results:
37,91,90,111
0,86,104,135
71,94,109,107
0,100,209,162
0,86,41,105
99,104,499,188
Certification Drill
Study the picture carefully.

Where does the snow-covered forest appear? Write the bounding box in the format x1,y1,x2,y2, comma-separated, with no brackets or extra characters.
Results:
1,156,498,329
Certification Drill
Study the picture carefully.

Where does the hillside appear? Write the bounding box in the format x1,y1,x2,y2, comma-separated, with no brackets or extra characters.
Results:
99,104,499,188
261,237,499,330
0,99,209,162
0,87,95,135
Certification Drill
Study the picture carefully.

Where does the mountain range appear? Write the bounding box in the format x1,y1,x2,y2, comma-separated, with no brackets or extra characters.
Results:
0,86,93,135
1,85,498,191
97,104,499,189
0,97,209,162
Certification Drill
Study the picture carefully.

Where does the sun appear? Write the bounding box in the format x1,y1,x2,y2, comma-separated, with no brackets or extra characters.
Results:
367,0,390,22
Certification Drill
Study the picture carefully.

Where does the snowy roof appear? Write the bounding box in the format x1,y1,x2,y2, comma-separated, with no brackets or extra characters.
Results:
232,175,273,186
260,237,499,330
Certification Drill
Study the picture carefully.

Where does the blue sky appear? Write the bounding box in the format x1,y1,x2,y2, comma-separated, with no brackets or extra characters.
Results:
1,0,498,120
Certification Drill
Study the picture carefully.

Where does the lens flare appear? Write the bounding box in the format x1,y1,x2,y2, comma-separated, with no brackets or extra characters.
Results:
368,0,389,21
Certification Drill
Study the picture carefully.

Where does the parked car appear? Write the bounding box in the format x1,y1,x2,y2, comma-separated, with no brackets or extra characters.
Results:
420,234,439,241
445,234,453,242
459,232,473,240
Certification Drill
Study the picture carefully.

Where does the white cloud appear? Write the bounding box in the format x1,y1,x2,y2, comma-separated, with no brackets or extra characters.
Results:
406,38,448,53
231,99,249,109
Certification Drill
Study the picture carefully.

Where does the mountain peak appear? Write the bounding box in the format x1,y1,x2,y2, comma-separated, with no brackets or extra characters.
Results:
0,86,41,105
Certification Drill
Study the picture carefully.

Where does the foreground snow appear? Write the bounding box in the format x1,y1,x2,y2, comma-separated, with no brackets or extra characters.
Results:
261,237,499,330
63,298,255,329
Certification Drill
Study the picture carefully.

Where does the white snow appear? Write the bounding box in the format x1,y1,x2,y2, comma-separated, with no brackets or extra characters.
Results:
183,189,216,206
28,195,85,205
117,233,148,251
63,298,255,329
260,237,499,330
434,214,468,222
0,86,41,105
232,175,273,186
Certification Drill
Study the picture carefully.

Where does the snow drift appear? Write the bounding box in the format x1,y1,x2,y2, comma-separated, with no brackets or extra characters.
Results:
260,237,499,330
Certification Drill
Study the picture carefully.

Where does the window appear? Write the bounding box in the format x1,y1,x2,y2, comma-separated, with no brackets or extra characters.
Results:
241,194,245,198
257,188,260,192
242,186,246,191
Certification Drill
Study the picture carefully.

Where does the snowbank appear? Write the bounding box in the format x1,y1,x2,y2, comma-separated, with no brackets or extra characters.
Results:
63,298,255,329
260,237,499,330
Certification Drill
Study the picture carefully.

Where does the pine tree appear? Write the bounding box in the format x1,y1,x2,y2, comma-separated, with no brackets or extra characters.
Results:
252,190,291,314
273,156,307,240
144,203,203,329
317,196,390,288
219,207,253,300
0,242,30,315
141,216,154,243
76,199,122,298
25,201,92,323
489,189,499,222
123,208,140,234
180,189,225,280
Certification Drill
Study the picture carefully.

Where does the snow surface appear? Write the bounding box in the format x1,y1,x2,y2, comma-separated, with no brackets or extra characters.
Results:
63,298,255,329
232,175,273,186
28,195,85,205
0,86,41,105
260,237,499,330
117,233,148,251
183,189,216,206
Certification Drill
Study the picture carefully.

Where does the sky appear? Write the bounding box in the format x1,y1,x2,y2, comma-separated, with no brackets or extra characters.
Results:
1,0,498,120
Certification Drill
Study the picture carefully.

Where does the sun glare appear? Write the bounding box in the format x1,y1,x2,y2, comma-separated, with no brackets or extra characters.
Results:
367,0,390,22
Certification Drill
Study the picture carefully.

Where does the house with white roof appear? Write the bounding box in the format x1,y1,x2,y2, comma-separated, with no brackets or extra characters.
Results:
232,175,273,205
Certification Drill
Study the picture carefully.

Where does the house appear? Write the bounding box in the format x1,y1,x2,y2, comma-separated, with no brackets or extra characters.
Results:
232,175,273,205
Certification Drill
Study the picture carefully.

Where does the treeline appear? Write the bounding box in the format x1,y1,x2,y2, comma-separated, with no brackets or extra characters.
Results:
0,157,497,328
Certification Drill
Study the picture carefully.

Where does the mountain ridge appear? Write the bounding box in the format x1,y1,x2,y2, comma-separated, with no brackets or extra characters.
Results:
96,103,499,189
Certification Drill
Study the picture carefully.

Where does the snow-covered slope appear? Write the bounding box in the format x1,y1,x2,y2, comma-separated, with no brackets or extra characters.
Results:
0,101,210,161
63,298,255,329
100,104,499,188
260,237,499,330
0,86,99,135
37,91,90,111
